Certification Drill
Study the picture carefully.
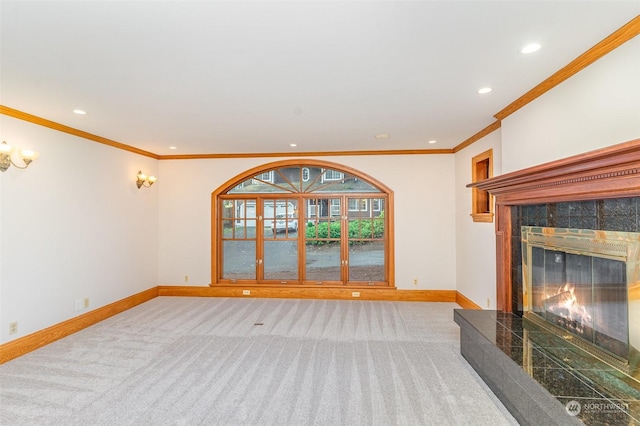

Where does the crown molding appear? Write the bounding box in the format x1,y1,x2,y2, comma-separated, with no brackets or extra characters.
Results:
495,15,640,121
0,105,160,159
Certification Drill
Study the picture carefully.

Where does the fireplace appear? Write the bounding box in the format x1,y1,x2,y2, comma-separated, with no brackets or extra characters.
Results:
521,226,640,373
462,140,640,423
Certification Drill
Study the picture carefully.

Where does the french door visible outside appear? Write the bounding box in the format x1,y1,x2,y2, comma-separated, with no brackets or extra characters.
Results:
220,195,386,286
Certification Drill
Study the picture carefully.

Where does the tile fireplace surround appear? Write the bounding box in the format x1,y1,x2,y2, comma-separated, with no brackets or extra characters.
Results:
460,139,640,425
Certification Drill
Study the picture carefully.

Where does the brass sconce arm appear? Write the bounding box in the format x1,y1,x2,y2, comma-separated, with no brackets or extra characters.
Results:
136,171,157,188
0,141,39,172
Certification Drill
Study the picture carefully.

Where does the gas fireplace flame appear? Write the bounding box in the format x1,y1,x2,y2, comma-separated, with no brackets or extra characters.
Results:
544,283,593,334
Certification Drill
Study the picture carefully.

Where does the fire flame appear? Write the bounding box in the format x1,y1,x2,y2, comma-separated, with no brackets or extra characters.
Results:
546,283,593,333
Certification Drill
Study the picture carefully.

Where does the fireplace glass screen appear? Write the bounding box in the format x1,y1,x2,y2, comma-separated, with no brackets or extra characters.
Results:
531,247,628,359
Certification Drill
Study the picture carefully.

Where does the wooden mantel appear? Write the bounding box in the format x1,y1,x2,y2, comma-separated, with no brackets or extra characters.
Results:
467,138,640,311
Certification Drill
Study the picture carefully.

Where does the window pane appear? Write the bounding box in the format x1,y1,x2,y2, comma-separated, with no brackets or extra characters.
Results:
264,199,298,236
229,176,292,193
222,241,256,280
220,199,258,239
349,240,385,282
324,169,343,181
348,216,385,239
305,242,341,282
301,167,324,192
254,171,273,183
222,220,235,238
305,218,341,240
264,240,298,281
303,168,380,193
274,167,302,192
305,198,341,221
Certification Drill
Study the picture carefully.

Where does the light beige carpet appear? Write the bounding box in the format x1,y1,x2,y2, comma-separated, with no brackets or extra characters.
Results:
0,297,518,425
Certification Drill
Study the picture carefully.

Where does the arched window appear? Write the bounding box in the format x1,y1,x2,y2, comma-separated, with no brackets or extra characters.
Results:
212,160,394,288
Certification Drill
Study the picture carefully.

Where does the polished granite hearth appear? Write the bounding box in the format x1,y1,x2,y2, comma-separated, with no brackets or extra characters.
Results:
455,309,640,425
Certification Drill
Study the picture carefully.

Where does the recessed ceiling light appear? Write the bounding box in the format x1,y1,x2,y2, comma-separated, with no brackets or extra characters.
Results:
521,43,541,54
169,146,177,150
73,109,86,115
428,140,437,144
375,133,390,139
290,143,297,147
477,87,492,94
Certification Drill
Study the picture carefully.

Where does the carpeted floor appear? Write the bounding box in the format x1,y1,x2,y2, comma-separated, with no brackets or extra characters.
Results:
0,297,518,425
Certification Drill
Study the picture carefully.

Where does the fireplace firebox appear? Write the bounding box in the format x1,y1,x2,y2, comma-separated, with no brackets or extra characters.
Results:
521,226,640,373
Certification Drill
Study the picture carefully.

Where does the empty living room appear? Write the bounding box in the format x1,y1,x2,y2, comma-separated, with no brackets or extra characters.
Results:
1,1,639,425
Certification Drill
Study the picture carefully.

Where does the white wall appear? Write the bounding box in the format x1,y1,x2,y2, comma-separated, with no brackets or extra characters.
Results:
502,37,640,173
158,154,457,290
454,130,502,309
0,116,159,344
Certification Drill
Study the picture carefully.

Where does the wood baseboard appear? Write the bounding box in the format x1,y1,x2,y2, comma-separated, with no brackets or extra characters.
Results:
0,287,158,364
159,285,457,302
455,292,482,309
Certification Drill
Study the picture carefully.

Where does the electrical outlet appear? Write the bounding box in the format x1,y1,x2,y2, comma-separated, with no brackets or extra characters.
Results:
184,275,189,282
487,298,491,308
242,290,251,295
75,299,83,311
352,291,360,297
413,278,418,285
9,321,18,335
84,298,90,309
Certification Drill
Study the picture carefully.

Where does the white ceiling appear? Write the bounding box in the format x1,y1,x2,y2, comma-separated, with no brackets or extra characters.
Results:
1,1,638,156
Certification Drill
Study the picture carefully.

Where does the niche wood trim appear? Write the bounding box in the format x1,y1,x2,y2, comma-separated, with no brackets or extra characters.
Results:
470,149,494,223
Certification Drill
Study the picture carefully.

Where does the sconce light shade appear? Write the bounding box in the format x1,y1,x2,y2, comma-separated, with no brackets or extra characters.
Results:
0,141,40,172
136,170,157,189
0,142,13,154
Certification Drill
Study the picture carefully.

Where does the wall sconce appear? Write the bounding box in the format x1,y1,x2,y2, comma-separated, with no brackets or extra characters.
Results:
136,171,157,189
0,141,40,172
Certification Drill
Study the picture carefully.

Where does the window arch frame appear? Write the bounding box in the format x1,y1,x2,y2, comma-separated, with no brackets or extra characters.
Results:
211,159,395,288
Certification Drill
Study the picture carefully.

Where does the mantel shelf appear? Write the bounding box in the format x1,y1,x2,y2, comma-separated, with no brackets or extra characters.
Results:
467,138,640,205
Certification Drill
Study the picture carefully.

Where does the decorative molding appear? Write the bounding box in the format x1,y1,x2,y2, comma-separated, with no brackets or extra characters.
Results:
455,292,482,310
159,285,457,303
470,148,494,222
453,120,501,153
518,167,640,191
494,15,640,121
469,138,640,205
470,213,494,223
158,149,454,160
0,105,159,159
0,287,158,365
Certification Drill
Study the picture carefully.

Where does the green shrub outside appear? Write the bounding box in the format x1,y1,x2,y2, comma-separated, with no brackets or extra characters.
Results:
305,211,384,245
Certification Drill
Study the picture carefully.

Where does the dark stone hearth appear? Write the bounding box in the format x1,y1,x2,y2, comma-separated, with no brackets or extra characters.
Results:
455,309,640,426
